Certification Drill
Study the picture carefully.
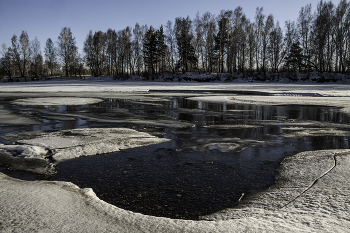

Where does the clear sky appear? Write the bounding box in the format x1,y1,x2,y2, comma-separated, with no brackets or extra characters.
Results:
0,0,342,54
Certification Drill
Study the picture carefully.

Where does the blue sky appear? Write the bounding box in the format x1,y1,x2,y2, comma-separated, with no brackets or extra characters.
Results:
0,0,342,54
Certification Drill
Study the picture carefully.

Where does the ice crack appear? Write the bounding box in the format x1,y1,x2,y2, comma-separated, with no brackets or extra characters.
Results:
278,153,338,210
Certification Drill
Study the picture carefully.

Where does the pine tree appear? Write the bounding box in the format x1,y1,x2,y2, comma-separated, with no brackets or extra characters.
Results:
155,25,167,74
284,41,307,72
143,27,157,76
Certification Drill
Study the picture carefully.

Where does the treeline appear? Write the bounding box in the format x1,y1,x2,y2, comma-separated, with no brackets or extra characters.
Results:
1,27,84,80
2,0,350,80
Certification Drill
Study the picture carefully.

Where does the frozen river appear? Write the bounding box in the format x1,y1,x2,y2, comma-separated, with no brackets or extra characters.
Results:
1,80,350,232
1,92,349,220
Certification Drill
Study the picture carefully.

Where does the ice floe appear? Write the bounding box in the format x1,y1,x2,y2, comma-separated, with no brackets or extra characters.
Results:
0,144,48,159
2,128,170,162
281,128,350,137
203,124,262,129
0,128,170,176
12,97,104,106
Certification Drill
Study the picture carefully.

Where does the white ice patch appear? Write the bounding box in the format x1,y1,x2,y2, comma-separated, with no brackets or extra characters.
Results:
3,128,170,161
0,144,48,159
205,143,240,152
203,124,262,129
12,97,103,106
281,128,350,137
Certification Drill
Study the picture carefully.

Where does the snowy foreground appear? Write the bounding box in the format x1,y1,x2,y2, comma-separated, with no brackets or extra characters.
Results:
1,79,350,232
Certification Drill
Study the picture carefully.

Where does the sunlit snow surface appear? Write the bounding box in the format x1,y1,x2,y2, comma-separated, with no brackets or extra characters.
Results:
0,79,350,232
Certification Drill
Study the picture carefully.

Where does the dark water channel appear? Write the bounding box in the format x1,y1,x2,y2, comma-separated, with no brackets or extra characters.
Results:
1,94,350,220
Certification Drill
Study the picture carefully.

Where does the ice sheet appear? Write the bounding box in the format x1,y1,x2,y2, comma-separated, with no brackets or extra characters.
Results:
12,97,103,106
2,128,170,162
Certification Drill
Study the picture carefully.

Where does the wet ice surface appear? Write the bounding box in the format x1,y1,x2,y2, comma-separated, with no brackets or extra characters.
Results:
1,94,350,220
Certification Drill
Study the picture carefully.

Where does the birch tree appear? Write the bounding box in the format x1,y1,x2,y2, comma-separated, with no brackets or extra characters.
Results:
11,31,32,77
30,37,43,77
57,27,77,77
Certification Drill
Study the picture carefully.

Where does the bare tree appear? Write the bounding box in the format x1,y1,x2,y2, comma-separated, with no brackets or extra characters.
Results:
268,21,285,75
11,31,32,77
57,27,77,77
333,0,349,73
261,14,274,74
297,4,312,72
132,24,143,75
214,11,231,73
193,12,204,72
165,20,177,73
310,1,334,73
106,29,117,75
175,16,197,73
254,7,265,73
246,22,256,75
202,12,217,73
30,37,43,78
93,31,107,76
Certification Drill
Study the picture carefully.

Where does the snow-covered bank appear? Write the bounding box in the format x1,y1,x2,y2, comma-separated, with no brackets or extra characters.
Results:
0,78,350,97
1,149,349,232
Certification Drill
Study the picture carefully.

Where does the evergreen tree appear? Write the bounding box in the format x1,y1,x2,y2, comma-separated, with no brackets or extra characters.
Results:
143,27,157,76
155,25,167,74
284,41,307,72
44,38,57,76
0,44,14,80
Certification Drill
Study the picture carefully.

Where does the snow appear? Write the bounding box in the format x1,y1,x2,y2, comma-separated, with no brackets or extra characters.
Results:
0,144,47,159
281,128,350,137
0,78,350,97
1,78,350,232
12,97,104,106
203,124,262,129
2,128,170,162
